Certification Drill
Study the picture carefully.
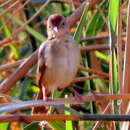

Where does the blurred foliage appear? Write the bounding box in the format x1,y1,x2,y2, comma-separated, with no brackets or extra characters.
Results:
0,0,128,130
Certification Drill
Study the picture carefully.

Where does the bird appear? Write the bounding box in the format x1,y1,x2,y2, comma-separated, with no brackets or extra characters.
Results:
32,14,81,114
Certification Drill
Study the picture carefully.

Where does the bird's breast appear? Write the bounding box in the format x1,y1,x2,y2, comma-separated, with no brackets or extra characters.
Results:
44,41,80,91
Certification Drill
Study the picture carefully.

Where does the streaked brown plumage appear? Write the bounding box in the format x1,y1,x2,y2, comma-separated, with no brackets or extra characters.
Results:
33,14,81,114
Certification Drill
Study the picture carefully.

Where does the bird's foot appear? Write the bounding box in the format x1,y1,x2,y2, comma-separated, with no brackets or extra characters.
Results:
43,96,53,102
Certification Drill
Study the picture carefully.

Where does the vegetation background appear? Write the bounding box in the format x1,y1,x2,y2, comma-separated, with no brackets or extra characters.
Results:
0,0,129,130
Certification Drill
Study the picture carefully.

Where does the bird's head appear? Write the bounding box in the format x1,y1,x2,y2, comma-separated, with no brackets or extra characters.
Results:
47,14,69,38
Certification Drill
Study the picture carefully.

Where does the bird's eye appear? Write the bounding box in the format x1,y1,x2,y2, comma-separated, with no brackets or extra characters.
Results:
62,22,65,26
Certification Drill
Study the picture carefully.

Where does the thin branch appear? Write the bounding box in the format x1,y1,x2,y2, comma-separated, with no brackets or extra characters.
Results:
52,94,130,104
1,94,130,114
92,102,112,130
0,51,38,93
0,71,36,80
0,114,81,122
66,1,86,27
0,60,24,71
0,0,51,46
0,0,13,8
1,114,130,123
0,0,21,18
80,44,109,52
79,66,109,78
80,33,126,42
0,0,30,34
25,73,36,79
73,75,100,83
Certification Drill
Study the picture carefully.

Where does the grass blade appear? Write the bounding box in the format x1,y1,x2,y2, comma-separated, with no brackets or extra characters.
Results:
73,2,88,43
65,95,73,130
108,0,119,94
0,8,45,42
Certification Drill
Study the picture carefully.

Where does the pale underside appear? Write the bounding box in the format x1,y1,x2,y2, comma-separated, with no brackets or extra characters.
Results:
38,35,81,93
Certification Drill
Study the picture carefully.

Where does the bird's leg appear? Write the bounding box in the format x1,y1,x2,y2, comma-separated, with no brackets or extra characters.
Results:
42,86,47,101
42,86,52,101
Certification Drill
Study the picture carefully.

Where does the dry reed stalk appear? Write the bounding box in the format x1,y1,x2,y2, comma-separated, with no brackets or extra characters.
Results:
121,1,130,129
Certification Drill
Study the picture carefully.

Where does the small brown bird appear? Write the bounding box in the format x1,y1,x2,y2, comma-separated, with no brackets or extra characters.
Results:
33,14,81,113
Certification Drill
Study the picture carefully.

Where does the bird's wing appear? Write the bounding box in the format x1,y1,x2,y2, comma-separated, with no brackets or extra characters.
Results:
37,43,46,87
32,42,48,114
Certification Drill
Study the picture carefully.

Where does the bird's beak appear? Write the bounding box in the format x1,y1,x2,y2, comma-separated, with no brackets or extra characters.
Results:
53,27,58,32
